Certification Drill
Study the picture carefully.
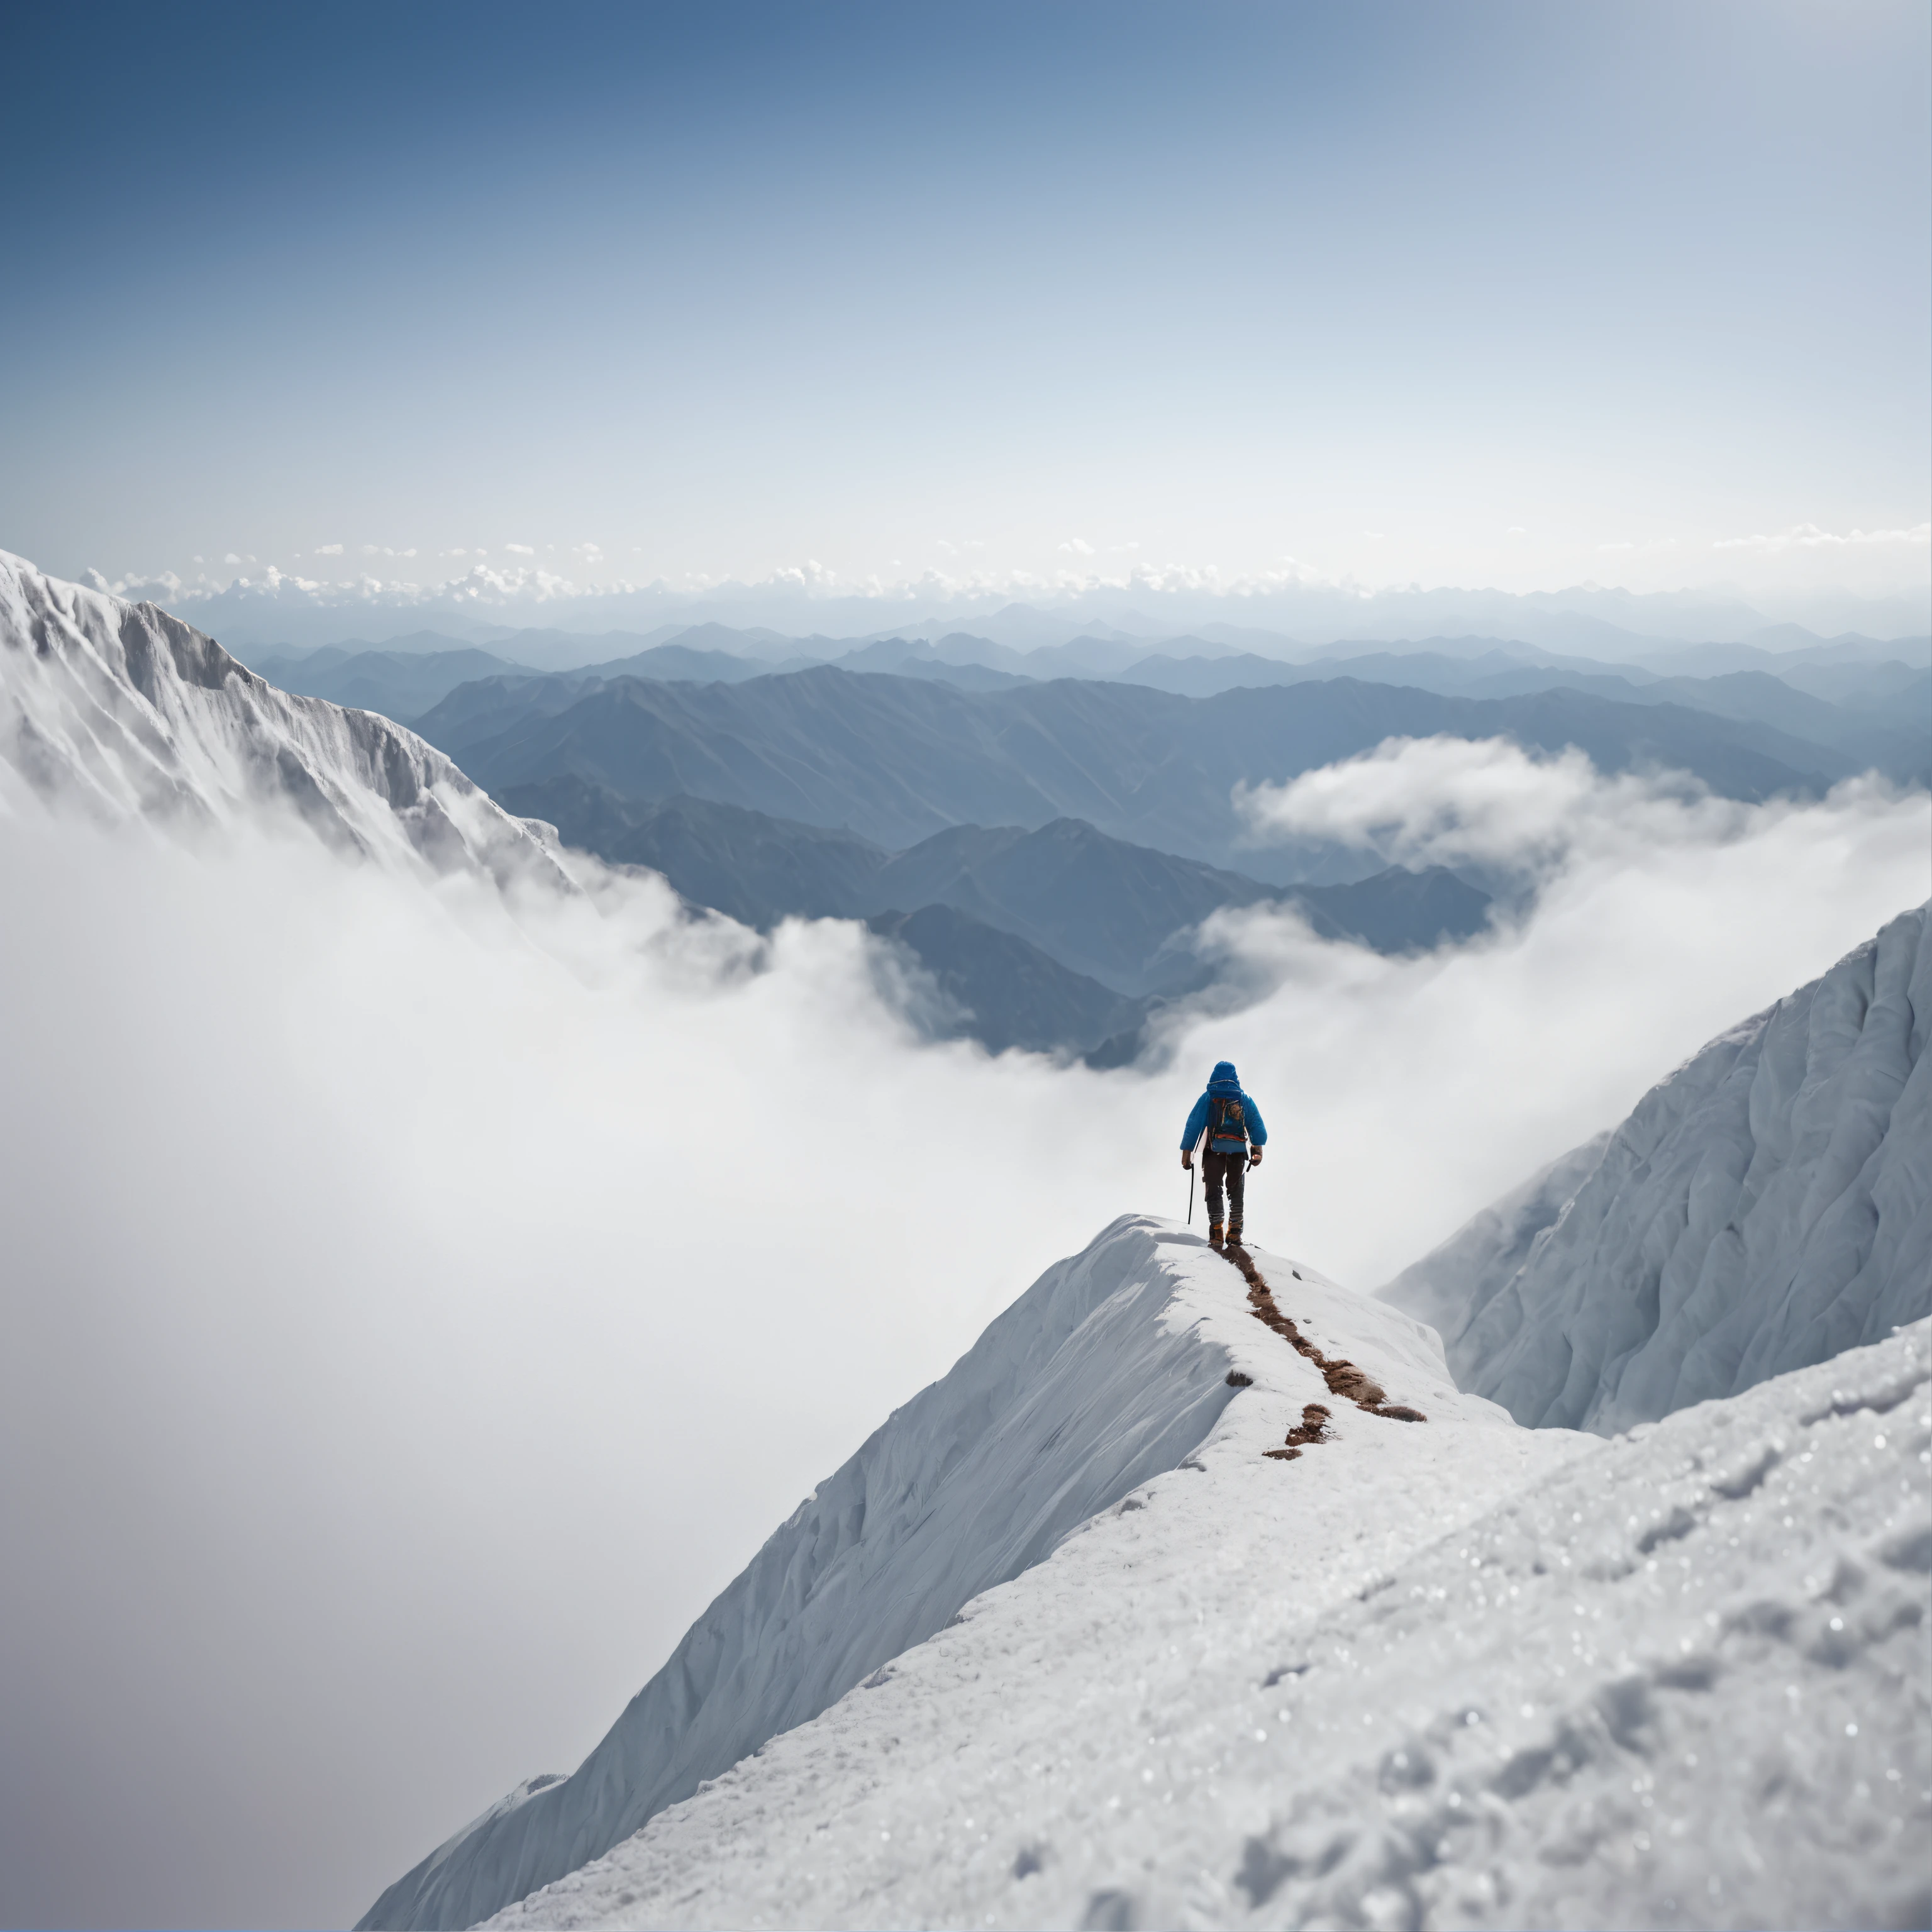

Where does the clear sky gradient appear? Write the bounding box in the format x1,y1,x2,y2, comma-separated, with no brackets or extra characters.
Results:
4,1,1928,613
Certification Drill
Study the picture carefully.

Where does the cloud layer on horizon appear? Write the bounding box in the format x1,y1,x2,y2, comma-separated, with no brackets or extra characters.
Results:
50,552,1931,655
80,530,1932,622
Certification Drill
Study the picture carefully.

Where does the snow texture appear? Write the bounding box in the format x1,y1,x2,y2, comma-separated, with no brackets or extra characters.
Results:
475,1231,1929,1932
360,1218,1307,1930
1382,907,1932,1434
0,552,567,889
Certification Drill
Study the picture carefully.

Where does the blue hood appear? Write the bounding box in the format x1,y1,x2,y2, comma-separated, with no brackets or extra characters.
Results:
1180,1063,1265,1150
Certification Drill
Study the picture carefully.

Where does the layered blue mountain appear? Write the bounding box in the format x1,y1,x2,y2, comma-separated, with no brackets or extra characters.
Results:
248,643,542,721
498,782,1488,979
232,631,1921,1063
862,904,1145,1057
252,621,1928,795
1110,647,1929,780
245,636,785,722
417,667,1855,869
496,782,1491,1057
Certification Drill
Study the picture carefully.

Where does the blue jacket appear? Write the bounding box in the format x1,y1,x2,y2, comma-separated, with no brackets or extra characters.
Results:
1181,1061,1267,1155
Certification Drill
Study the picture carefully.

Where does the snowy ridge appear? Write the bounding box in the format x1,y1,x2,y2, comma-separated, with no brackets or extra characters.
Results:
1382,906,1932,1433
0,552,567,887
482,1309,1929,1932
363,1218,1432,1930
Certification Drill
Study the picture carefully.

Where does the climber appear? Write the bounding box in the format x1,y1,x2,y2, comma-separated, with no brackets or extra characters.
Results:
1180,1059,1267,1249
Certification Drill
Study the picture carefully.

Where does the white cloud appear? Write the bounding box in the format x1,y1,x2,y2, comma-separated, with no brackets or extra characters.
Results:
1236,735,1785,877
84,567,186,599
1714,521,1932,553
1058,538,1094,556
1176,767,1927,1292
0,803,1188,1923
64,538,1932,632
314,543,343,557
1,728,1924,1927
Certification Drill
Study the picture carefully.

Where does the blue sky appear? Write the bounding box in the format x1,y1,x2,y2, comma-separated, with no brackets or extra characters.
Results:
4,0,1927,614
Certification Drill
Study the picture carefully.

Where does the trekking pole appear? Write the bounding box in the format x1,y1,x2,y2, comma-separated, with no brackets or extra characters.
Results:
1187,1158,1195,1226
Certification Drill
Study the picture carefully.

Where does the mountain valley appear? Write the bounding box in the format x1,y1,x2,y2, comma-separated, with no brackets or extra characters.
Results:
496,779,1493,1055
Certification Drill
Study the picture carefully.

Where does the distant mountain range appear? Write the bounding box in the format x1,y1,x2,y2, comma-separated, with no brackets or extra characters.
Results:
863,904,1144,1057
169,570,1932,654
245,644,550,721
241,626,1931,796
211,611,1930,1062
418,665,1883,866
494,781,1492,1059
207,620,1929,1062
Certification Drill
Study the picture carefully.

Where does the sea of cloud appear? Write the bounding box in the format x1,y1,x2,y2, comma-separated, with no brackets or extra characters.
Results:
0,747,1926,1929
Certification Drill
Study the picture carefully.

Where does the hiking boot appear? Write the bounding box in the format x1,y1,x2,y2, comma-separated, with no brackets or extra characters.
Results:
1208,1221,1224,1248
1227,1222,1244,1246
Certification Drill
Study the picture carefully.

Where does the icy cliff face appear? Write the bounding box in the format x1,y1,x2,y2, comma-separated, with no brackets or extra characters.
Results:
359,1217,1477,1931
1382,906,1931,1433
0,552,566,887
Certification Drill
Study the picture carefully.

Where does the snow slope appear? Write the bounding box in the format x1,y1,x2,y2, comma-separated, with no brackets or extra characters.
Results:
1382,907,1931,1433
480,1238,1929,1932
0,552,565,887
360,1218,1502,1930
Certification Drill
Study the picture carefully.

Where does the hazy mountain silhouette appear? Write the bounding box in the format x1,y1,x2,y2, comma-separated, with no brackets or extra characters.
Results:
499,779,1491,1055
863,904,1145,1057
499,782,886,929
1105,649,1928,782
427,667,1855,867
243,644,539,721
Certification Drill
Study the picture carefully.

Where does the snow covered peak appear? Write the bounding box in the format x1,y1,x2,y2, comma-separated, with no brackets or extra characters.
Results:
359,1216,1493,1929
0,550,567,889
441,1236,1925,1932
1382,905,1931,1433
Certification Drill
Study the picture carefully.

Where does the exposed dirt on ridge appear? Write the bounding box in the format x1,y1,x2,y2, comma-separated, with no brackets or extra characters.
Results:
1216,1239,1428,1460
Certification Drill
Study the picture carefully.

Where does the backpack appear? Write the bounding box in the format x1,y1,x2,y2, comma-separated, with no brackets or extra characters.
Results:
1208,1094,1248,1148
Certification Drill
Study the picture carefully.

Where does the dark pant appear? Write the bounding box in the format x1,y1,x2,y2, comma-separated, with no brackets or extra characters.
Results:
1204,1148,1246,1228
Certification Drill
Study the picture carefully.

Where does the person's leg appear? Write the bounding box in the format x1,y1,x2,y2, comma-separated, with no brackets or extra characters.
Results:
1226,1155,1246,1241
1204,1152,1228,1240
